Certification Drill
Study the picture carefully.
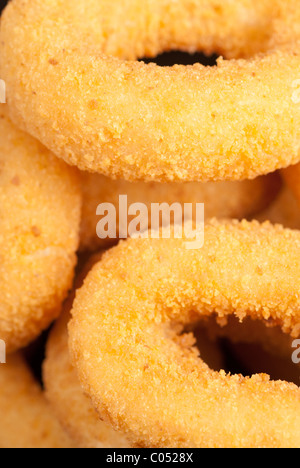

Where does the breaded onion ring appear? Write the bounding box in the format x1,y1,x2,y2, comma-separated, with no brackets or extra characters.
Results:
45,313,225,449
0,109,81,352
80,172,281,251
2,1,300,181
0,354,73,448
69,220,300,448
44,248,225,447
44,253,130,448
44,310,130,449
44,254,223,447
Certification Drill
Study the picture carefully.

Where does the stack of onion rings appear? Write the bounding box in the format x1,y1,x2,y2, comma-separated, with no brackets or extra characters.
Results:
0,0,300,450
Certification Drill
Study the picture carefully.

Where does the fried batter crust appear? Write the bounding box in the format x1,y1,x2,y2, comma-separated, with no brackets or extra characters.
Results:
69,220,300,448
44,254,130,448
0,109,81,352
1,1,300,181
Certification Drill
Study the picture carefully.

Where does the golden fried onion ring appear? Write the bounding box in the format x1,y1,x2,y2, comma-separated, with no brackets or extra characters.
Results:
0,109,81,352
70,220,300,448
1,1,300,181
44,253,130,448
44,252,225,448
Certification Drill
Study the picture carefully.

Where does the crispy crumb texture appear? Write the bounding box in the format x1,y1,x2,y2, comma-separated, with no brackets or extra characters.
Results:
44,254,130,448
0,109,81,352
2,1,300,181
70,220,300,448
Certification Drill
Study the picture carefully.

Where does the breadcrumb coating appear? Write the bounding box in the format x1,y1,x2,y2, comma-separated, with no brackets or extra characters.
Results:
0,109,81,352
69,220,300,448
44,254,224,448
44,311,131,448
1,1,300,181
44,254,130,448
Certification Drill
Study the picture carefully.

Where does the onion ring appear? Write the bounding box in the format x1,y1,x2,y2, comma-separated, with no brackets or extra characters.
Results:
45,313,225,449
44,309,130,448
80,172,281,251
2,1,300,181
69,220,300,448
0,353,73,448
44,253,224,447
44,253,130,448
0,109,81,352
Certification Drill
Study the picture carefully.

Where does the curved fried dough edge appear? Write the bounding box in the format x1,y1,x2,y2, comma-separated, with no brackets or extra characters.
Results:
2,1,300,181
0,354,74,448
44,253,130,448
0,107,81,352
44,252,225,447
70,219,300,448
